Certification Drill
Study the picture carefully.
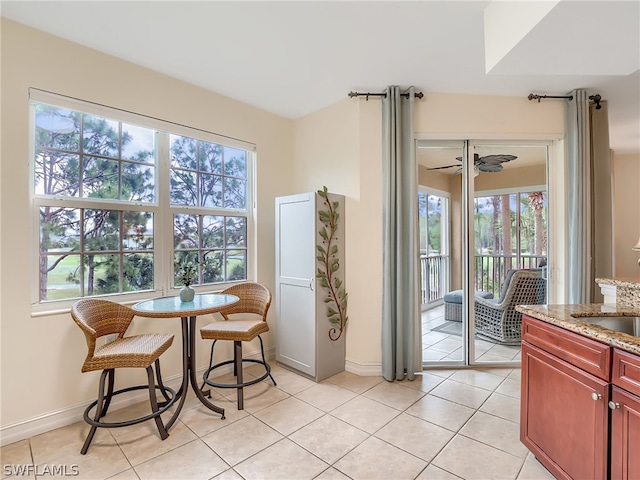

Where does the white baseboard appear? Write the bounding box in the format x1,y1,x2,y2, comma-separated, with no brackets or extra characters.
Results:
0,346,275,447
345,357,383,376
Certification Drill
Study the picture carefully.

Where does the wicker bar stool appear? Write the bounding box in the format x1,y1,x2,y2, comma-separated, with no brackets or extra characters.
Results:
71,299,177,454
200,282,276,410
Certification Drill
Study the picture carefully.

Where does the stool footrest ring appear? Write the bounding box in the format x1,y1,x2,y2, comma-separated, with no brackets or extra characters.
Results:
203,359,271,389
83,385,177,428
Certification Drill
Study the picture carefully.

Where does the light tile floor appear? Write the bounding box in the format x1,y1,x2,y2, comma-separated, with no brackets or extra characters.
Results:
1,364,556,480
422,306,522,364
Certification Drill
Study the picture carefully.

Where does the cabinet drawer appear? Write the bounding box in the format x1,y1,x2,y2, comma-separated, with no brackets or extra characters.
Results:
613,349,640,397
522,315,612,381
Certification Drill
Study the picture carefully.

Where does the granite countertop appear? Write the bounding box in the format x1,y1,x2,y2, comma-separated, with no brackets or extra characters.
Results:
516,304,640,355
595,277,640,288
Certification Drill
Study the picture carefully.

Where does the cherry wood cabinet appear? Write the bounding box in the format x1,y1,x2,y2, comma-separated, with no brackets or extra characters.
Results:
521,341,609,480
521,315,640,480
610,350,640,479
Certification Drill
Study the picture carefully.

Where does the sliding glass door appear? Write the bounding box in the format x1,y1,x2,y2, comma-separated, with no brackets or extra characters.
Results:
417,139,549,367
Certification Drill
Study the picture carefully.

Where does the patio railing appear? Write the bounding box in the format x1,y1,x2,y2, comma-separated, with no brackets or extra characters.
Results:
420,254,546,305
420,254,448,304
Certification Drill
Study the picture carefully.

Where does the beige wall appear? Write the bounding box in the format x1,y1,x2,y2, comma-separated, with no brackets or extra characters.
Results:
475,164,546,192
0,20,293,433
418,167,450,192
612,153,640,280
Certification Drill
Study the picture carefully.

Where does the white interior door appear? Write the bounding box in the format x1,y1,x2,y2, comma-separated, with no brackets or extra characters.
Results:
275,193,316,376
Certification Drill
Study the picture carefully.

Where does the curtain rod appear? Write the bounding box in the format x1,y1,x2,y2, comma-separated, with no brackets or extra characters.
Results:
348,91,424,100
528,93,574,102
528,92,603,109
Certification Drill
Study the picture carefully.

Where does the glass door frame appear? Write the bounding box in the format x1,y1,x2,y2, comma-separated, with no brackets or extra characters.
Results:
418,136,552,369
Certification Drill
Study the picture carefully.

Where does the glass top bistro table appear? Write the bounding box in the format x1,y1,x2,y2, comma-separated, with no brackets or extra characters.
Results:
131,293,239,429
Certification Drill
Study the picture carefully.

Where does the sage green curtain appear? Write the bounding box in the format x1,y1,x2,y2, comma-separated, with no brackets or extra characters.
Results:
381,86,421,381
566,89,592,303
566,89,613,303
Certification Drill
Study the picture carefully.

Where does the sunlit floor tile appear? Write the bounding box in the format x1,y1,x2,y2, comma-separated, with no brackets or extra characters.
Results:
179,398,248,438
399,372,445,393
1,439,33,479
31,424,130,480
480,391,521,423
288,414,368,464
429,379,493,409
134,439,227,480
333,436,427,480
362,380,426,410
211,468,244,480
234,438,328,480
496,377,521,398
432,434,524,480
106,469,140,480
416,464,463,479
270,369,316,395
201,416,282,466
517,452,556,479
459,411,528,458
314,467,352,480
449,369,506,391
330,396,400,434
374,413,455,462
323,371,384,394
406,394,475,432
294,382,358,412
253,396,324,436
115,420,197,466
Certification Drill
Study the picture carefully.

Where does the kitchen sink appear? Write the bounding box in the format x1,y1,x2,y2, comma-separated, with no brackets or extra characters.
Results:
570,315,640,336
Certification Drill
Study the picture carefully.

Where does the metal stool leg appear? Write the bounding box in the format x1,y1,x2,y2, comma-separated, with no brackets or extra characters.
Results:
234,341,244,410
200,340,217,395
81,369,109,455
154,359,171,403
100,369,115,418
147,366,169,440
258,336,276,386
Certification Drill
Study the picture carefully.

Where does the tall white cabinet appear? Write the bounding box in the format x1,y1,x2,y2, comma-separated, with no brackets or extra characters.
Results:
275,191,346,382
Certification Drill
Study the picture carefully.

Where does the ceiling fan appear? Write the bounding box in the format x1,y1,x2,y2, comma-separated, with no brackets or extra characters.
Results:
427,153,517,175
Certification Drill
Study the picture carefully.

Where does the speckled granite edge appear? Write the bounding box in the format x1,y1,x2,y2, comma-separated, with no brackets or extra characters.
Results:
595,277,640,308
516,303,640,355
595,277,640,289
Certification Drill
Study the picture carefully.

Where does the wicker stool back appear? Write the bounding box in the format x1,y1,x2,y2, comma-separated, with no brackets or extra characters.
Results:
71,299,176,454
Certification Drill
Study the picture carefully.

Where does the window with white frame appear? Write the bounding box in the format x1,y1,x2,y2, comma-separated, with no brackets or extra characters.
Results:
31,92,254,304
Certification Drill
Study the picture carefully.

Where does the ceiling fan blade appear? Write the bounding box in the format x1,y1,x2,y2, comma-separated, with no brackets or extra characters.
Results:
426,164,461,170
478,163,503,173
477,154,517,165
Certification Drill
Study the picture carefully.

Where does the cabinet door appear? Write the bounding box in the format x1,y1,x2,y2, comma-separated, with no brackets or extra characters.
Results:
275,193,316,376
521,342,609,480
610,386,640,480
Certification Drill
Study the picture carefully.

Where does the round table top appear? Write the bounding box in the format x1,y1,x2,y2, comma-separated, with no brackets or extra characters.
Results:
131,293,239,318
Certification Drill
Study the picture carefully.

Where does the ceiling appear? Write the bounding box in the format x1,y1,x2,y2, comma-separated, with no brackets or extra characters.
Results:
2,1,639,153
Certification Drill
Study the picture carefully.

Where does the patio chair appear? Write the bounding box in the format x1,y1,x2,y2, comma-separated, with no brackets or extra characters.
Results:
200,282,276,410
71,299,176,454
474,269,546,344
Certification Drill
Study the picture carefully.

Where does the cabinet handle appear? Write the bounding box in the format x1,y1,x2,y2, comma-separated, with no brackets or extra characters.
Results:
608,401,620,410
309,278,314,291
591,392,602,401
